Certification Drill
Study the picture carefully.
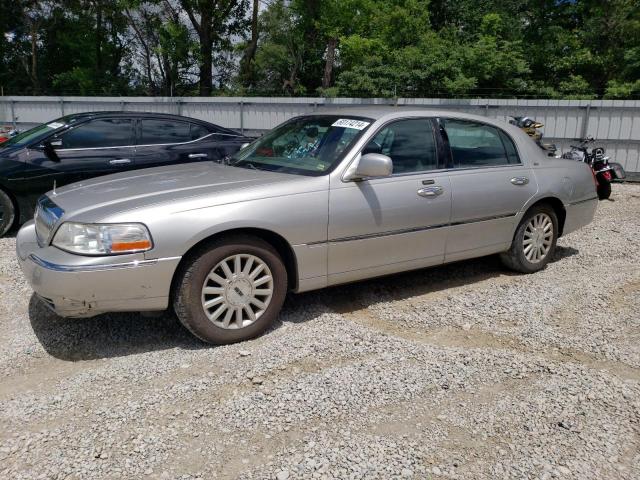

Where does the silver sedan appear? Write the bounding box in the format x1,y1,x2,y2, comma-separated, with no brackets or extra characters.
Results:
16,109,598,344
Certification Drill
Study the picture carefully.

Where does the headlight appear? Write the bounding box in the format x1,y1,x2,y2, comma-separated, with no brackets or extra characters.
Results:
52,223,153,255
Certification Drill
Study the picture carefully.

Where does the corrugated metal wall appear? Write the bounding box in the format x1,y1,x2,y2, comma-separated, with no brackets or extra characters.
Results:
2,96,639,172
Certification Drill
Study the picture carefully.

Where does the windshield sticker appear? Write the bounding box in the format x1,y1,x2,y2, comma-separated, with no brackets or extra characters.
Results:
331,119,370,130
46,122,64,129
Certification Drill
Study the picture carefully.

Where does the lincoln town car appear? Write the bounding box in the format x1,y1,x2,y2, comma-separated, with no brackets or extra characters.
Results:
16,109,598,344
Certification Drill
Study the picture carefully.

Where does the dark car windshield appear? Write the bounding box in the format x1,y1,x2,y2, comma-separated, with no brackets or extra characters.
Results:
231,115,373,176
1,115,80,148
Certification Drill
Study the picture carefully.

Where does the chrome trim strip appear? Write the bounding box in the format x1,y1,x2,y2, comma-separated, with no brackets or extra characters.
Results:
54,131,244,152
326,223,451,244
449,212,518,227
307,212,518,245
566,196,598,206
28,255,181,272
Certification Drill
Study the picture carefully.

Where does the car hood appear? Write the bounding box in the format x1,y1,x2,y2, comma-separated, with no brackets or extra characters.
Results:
49,162,305,219
0,143,25,156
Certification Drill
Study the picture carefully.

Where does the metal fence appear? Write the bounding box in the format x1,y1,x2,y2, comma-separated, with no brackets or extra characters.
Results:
2,96,639,173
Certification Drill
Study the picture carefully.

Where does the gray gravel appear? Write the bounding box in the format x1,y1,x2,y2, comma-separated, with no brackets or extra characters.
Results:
1,184,639,480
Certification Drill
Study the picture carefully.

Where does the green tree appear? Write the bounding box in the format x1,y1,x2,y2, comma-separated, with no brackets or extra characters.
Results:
179,0,249,95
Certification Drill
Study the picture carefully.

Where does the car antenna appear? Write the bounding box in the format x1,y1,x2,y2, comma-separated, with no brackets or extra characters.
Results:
52,180,57,196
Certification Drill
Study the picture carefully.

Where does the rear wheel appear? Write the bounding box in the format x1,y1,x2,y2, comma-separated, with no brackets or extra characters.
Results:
0,189,16,237
173,235,287,344
596,174,612,200
500,205,558,274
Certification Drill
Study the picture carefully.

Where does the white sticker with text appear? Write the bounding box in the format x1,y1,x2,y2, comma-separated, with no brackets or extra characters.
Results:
46,122,64,129
331,119,370,130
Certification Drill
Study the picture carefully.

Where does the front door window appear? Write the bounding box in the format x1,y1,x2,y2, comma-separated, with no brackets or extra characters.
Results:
364,119,438,173
60,118,134,149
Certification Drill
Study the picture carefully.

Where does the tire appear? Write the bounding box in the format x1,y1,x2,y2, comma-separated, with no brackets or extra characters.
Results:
596,175,612,200
173,235,288,344
0,189,16,238
500,204,558,274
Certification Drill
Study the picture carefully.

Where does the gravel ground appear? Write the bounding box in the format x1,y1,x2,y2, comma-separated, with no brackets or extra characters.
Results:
1,184,639,480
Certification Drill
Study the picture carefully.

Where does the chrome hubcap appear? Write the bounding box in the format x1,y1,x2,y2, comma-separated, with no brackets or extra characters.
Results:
201,254,273,329
523,213,553,263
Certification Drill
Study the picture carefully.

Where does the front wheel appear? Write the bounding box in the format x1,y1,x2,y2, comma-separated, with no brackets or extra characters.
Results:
173,235,288,344
0,189,16,237
500,205,558,274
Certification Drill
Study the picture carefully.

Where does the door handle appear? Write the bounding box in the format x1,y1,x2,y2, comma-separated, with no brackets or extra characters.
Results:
417,186,444,198
510,176,529,186
109,158,132,165
188,153,208,159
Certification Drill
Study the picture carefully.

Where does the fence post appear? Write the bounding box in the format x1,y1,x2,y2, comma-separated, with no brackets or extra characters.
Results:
60,98,65,117
240,100,244,135
580,103,592,139
10,100,16,128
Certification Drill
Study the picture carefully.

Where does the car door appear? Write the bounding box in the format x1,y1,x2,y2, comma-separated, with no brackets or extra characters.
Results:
134,118,223,167
327,118,452,285
439,118,538,261
21,117,136,199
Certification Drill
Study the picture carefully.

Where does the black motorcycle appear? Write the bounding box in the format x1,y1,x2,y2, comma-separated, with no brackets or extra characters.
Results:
561,137,626,200
509,116,558,156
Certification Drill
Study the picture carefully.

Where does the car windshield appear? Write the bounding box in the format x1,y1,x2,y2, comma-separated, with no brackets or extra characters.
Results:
1,115,78,148
231,115,373,175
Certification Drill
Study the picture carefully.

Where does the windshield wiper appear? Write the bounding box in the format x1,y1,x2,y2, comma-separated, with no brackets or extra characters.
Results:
232,160,264,171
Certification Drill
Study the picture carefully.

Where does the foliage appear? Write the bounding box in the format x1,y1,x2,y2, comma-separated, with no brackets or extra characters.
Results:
0,0,638,98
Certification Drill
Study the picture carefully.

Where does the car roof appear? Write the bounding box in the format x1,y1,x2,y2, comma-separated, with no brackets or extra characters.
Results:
308,106,524,134
60,111,237,132
313,106,495,122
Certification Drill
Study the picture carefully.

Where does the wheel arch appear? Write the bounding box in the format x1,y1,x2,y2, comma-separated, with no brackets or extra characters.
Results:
0,185,19,231
170,227,299,297
523,196,567,237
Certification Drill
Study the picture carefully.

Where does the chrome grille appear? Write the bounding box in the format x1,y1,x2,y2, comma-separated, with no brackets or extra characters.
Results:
35,196,64,246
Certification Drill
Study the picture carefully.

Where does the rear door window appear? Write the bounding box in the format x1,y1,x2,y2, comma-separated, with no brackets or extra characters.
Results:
140,119,192,145
190,123,211,140
442,119,518,167
60,118,134,149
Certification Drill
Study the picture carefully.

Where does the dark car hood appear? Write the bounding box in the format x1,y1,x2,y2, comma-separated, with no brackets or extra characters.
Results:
0,144,25,156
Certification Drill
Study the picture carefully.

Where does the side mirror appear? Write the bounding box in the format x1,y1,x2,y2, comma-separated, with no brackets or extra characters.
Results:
41,140,61,162
344,153,393,181
40,139,62,150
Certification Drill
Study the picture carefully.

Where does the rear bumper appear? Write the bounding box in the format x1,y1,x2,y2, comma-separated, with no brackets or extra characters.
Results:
563,197,598,236
16,221,181,318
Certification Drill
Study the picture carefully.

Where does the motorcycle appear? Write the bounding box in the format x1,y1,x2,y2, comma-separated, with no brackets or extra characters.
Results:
0,127,20,145
561,137,626,200
509,116,558,157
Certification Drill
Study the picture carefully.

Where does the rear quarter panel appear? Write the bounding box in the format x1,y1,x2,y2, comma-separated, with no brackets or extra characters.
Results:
493,127,597,240
524,157,598,236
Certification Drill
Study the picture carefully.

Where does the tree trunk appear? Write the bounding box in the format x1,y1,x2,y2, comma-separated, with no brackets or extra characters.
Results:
125,8,154,94
198,8,213,96
239,0,259,87
95,2,103,79
199,37,213,95
322,37,338,89
30,22,39,94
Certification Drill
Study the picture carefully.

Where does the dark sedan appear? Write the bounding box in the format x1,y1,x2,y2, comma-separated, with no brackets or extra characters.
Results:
0,112,252,236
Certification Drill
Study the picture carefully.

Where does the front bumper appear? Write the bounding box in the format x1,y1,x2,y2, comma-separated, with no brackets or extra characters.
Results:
16,221,181,318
